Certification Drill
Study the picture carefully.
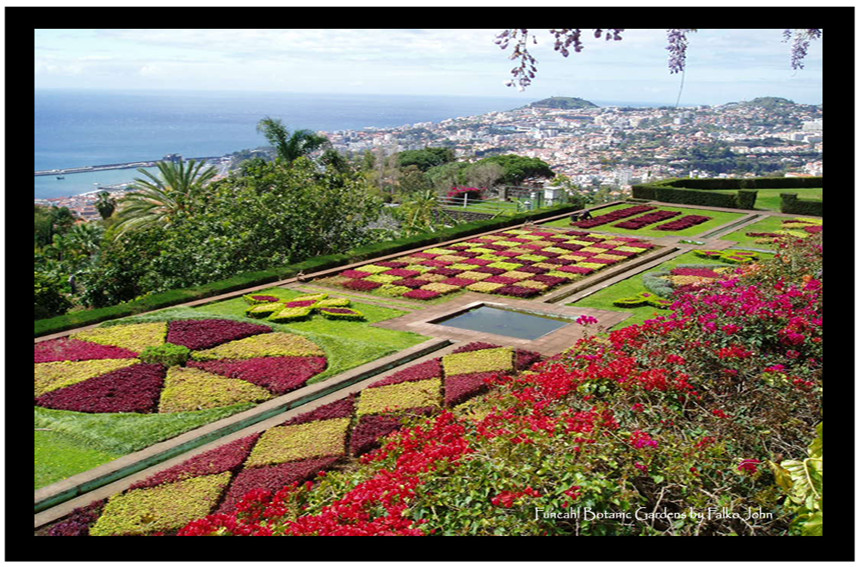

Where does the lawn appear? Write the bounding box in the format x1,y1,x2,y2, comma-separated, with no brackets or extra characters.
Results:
566,249,775,329
541,203,748,238
711,187,822,212
721,215,822,249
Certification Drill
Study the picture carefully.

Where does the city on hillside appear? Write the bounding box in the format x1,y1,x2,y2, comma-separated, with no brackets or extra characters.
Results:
38,97,822,221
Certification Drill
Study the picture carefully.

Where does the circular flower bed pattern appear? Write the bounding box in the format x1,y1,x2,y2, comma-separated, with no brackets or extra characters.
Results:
34,319,328,414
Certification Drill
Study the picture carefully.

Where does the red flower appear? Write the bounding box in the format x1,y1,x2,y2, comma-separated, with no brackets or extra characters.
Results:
737,459,761,475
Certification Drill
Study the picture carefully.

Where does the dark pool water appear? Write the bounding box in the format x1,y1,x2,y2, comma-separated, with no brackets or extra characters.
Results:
434,305,570,340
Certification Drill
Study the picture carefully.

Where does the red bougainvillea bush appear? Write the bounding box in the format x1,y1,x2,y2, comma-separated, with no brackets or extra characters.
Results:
164,234,821,537
314,228,656,300
43,342,541,536
34,319,328,414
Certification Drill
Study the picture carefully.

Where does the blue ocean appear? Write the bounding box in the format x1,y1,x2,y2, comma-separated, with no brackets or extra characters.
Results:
34,89,528,199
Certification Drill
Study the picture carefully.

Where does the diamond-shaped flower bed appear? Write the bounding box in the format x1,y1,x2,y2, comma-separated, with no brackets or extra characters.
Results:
314,228,657,301
34,319,328,414
44,342,543,536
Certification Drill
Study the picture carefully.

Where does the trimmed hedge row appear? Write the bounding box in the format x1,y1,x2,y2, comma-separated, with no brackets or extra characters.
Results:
35,203,581,338
631,176,822,211
780,193,823,216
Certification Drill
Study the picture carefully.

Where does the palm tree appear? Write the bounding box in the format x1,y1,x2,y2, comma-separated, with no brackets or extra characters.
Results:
256,117,330,164
94,191,117,220
112,159,217,237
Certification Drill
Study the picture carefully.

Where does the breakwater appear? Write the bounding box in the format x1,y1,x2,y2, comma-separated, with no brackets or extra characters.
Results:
35,156,220,177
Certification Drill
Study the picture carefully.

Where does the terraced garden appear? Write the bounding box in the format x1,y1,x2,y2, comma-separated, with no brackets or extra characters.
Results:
33,200,823,541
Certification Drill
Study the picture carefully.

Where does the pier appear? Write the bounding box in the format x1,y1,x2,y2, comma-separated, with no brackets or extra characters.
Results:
34,156,221,177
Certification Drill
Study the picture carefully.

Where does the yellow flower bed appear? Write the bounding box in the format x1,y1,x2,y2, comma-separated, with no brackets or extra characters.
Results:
356,378,442,417
71,322,167,354
90,472,232,536
191,332,325,361
158,367,274,413
35,359,140,397
244,418,351,467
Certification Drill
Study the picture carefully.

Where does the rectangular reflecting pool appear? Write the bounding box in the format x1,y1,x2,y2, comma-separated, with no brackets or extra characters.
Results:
433,305,570,340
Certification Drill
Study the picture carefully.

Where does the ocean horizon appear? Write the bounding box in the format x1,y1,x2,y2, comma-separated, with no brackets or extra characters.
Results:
34,88,677,200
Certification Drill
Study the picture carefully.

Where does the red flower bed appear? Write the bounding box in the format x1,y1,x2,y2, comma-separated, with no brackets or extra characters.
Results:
129,433,262,491
34,338,138,363
654,214,712,231
188,356,327,396
339,269,372,279
440,277,477,287
343,279,383,291
573,205,656,228
402,289,441,300
166,319,272,351
350,415,405,456
392,278,432,289
613,210,680,230
282,396,356,426
493,285,542,298
216,456,342,515
444,372,494,406
384,268,422,278
368,359,443,389
35,363,166,413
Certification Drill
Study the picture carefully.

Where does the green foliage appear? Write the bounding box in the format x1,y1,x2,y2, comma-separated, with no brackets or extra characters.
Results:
769,423,822,536
34,271,73,320
139,343,191,367
396,147,455,171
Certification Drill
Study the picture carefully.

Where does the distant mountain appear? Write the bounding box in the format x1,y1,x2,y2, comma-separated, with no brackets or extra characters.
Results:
742,97,796,109
525,96,598,110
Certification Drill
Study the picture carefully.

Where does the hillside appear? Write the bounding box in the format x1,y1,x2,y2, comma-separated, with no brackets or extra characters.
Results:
525,96,598,110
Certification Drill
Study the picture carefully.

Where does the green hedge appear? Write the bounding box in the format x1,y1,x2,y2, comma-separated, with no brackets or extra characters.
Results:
780,193,823,216
632,176,823,210
35,203,579,337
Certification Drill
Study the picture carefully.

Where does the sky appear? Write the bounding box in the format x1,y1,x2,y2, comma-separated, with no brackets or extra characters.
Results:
33,28,823,107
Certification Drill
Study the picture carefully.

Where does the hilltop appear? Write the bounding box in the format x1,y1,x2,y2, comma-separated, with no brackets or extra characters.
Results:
524,96,598,110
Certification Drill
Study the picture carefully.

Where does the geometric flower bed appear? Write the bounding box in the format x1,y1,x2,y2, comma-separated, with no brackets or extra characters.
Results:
641,264,736,298
42,342,541,536
612,209,680,230
653,214,712,231
34,319,328,414
244,293,365,323
746,217,823,243
572,204,657,229
314,228,657,301
692,249,759,264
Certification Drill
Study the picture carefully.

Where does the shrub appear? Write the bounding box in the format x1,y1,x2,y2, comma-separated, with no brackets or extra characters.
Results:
246,302,285,319
139,343,192,367
317,307,366,321
267,306,314,323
